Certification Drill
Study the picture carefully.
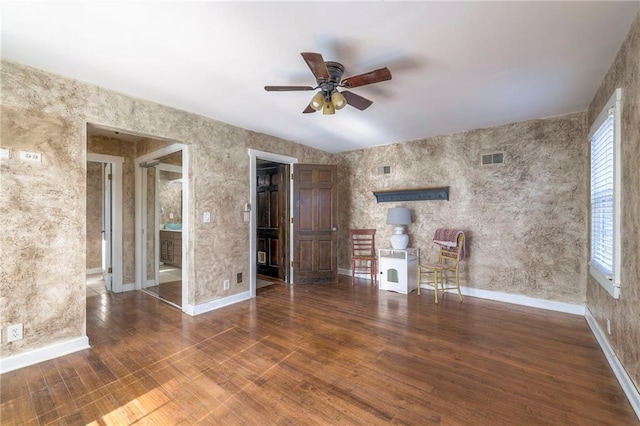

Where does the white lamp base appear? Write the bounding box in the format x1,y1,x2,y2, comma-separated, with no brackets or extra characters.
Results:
390,226,409,250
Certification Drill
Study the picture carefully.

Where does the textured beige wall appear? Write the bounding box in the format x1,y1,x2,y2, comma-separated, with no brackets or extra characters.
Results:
0,60,331,357
87,135,137,284
86,162,103,270
336,112,588,304
1,108,86,356
586,11,640,391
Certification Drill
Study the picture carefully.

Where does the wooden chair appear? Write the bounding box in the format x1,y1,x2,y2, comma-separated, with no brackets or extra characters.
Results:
350,229,377,286
418,231,465,303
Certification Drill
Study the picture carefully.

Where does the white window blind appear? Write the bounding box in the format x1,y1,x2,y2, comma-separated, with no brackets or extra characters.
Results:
589,88,621,299
590,112,614,276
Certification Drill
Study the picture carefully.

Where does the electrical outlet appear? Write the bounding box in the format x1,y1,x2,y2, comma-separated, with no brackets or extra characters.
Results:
223,279,230,290
7,324,23,342
237,273,242,283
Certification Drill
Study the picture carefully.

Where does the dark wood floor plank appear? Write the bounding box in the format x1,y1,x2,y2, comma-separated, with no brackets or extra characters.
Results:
0,276,637,425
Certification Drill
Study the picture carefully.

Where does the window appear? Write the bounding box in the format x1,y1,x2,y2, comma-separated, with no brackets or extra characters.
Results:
589,88,622,299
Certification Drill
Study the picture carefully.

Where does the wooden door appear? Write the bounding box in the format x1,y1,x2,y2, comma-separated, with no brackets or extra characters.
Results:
256,163,288,279
293,164,338,284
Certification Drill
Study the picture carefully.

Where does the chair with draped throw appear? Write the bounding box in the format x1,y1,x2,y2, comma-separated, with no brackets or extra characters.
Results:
418,229,465,303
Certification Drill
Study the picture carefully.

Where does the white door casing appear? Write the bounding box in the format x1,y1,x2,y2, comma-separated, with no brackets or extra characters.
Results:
87,153,124,293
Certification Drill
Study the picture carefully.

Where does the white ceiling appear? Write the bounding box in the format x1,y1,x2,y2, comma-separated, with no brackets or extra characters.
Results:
2,1,638,153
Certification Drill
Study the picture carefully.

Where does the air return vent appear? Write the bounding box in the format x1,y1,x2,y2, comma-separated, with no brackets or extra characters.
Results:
481,152,504,165
377,165,392,175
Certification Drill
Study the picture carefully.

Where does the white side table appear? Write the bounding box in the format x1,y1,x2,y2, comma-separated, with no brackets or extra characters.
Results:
378,248,419,294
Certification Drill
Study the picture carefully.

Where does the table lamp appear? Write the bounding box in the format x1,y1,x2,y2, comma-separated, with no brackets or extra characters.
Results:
386,207,412,249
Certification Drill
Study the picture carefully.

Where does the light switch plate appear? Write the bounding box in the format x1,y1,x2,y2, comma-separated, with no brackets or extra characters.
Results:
203,212,211,223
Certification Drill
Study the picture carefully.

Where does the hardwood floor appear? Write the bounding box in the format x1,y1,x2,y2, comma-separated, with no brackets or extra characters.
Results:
145,280,182,307
1,276,637,425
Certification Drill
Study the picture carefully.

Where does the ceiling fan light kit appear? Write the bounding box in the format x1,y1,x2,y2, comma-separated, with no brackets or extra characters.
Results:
331,90,347,110
265,51,392,115
310,92,325,111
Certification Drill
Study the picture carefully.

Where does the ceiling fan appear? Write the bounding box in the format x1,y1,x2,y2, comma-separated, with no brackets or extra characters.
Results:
264,52,392,115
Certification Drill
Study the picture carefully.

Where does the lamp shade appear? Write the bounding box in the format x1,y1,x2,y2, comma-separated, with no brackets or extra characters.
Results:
331,90,347,110
310,92,325,111
322,101,336,115
386,207,411,225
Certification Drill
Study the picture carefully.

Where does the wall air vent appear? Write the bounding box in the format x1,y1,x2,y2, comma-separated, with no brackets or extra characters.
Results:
377,165,392,175
482,152,504,165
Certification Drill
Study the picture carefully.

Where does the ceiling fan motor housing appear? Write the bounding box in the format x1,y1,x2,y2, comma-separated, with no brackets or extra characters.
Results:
318,61,345,95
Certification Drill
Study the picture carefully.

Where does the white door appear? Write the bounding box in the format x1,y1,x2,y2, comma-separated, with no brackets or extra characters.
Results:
102,163,113,291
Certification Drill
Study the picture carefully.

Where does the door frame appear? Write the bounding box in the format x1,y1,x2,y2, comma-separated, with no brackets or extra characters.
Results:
102,162,112,290
135,143,189,310
249,149,298,297
87,153,124,293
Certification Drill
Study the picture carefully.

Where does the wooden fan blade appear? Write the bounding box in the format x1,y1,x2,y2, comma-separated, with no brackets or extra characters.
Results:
301,52,330,80
342,67,392,88
265,85,315,91
342,91,373,111
303,105,316,114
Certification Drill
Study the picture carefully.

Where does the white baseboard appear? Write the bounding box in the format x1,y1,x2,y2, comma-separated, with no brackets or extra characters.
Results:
342,267,584,315
183,291,251,316
122,282,135,292
0,336,90,374
585,308,640,419
338,268,376,281
86,268,102,275
449,285,586,315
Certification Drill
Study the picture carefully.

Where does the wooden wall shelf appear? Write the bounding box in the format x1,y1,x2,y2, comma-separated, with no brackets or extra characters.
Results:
373,186,449,203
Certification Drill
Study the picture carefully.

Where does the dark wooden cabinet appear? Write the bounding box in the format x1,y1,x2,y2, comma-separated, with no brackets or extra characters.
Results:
160,230,182,268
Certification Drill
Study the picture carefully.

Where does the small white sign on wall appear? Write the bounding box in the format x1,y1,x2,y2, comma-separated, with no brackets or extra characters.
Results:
18,150,42,163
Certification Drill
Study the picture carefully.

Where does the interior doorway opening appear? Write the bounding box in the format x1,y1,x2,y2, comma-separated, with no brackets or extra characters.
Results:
256,160,290,289
249,149,298,297
85,123,189,312
85,152,123,297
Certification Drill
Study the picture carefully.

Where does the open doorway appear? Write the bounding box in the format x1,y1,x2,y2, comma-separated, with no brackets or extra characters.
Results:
85,152,124,297
256,160,289,289
85,124,188,311
249,149,298,296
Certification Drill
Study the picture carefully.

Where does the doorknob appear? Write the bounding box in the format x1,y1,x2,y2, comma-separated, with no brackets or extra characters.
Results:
332,227,338,231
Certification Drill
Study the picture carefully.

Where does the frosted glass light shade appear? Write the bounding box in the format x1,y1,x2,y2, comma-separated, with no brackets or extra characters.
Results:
310,92,325,111
331,91,347,110
323,101,335,115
